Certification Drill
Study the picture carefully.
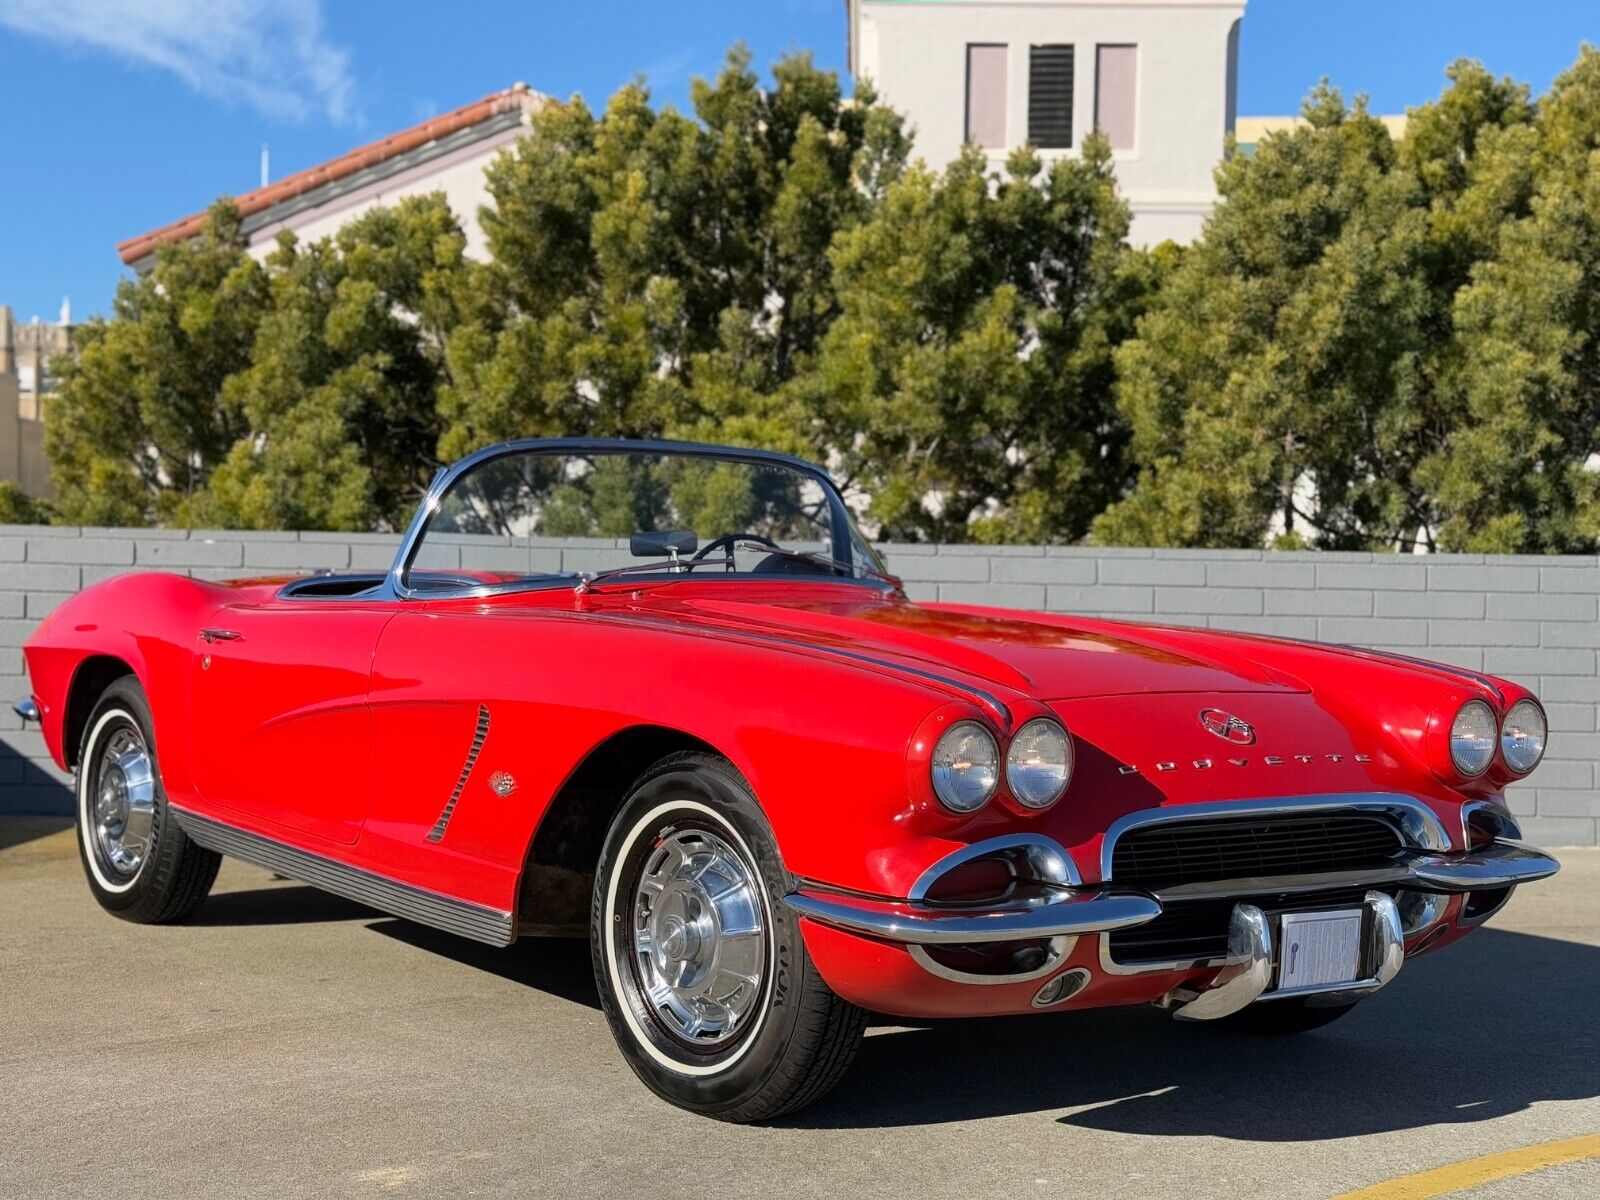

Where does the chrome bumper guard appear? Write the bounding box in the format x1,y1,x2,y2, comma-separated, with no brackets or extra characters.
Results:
1171,890,1408,1021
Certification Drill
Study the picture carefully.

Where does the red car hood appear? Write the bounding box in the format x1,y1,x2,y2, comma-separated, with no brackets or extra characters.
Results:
624,590,1302,701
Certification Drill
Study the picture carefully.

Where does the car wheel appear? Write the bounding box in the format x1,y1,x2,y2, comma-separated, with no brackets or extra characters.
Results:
592,751,866,1122
75,675,220,923
1216,997,1360,1034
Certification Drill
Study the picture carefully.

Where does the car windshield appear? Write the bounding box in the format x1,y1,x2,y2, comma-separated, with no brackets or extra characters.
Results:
400,444,885,594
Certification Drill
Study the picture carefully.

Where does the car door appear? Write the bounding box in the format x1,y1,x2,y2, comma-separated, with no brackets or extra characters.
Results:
188,598,396,846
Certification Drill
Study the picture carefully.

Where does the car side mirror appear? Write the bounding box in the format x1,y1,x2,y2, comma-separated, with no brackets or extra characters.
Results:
630,530,697,560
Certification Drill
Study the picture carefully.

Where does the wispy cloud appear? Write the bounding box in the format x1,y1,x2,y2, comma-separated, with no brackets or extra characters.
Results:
635,48,696,95
0,0,356,123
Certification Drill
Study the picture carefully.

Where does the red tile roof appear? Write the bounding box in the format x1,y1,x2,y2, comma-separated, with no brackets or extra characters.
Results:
118,83,542,266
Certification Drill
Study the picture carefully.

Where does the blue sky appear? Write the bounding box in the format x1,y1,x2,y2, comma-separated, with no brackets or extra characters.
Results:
1,0,1594,324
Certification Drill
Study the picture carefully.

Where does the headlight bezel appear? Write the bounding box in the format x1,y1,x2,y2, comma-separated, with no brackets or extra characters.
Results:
1004,718,1074,810
1448,698,1498,778
1500,697,1547,775
930,720,1002,814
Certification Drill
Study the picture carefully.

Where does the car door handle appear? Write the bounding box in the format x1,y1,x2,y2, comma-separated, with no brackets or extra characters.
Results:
199,628,242,644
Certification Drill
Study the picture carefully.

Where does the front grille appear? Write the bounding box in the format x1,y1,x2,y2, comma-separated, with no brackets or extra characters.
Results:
1111,812,1404,892
1108,884,1396,965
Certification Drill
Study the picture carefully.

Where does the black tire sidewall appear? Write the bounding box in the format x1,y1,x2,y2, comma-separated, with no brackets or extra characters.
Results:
592,756,811,1116
75,677,176,915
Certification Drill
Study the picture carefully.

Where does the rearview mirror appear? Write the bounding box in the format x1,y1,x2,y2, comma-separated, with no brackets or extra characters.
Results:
630,530,697,559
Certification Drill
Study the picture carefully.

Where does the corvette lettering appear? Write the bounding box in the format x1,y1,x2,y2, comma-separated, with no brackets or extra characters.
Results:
1118,753,1372,776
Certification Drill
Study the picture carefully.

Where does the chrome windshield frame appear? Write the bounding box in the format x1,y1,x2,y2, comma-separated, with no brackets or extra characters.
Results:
385,438,874,601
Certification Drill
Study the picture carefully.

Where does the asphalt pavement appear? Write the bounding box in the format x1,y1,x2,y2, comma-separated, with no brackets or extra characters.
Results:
2,819,1597,1200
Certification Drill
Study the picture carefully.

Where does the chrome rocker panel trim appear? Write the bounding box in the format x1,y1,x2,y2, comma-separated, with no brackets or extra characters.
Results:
172,807,515,947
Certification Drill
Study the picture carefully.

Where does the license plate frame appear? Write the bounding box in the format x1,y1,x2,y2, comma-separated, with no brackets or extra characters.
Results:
1272,907,1365,995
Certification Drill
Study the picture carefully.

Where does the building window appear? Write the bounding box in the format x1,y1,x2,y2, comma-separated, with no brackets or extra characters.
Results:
16,364,36,393
1095,45,1137,150
1028,44,1075,149
965,44,1008,149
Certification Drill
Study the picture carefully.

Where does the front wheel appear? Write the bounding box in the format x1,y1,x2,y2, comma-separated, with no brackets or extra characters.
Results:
75,676,220,923
591,752,865,1122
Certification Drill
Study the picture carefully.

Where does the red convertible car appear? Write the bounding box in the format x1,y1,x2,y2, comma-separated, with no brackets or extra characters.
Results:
18,439,1560,1121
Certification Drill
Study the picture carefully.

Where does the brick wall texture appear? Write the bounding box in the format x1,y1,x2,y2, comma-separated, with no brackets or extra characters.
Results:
3,526,1595,845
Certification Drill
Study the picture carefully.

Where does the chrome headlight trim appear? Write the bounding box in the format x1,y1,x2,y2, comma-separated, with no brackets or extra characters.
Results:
1450,699,1497,778
930,721,1001,813
1500,698,1547,775
1005,718,1073,809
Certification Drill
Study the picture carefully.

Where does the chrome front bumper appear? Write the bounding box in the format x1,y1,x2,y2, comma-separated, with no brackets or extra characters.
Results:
784,886,1163,945
786,837,1559,946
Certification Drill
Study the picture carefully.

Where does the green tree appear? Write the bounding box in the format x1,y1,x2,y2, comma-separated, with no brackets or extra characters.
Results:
804,138,1158,542
1418,47,1600,551
47,203,268,525
189,195,475,530
48,196,473,530
0,481,46,524
439,47,909,465
1093,63,1558,551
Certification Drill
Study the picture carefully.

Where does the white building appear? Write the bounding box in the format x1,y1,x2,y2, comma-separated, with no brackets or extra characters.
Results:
847,0,1246,244
118,84,546,274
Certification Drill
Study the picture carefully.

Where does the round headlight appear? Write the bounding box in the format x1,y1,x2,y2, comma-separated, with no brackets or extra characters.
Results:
1501,698,1547,774
1449,700,1497,777
1005,719,1073,809
931,721,1000,813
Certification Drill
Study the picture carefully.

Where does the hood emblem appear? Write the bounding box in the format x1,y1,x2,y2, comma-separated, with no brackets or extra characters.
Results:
1200,708,1255,746
489,771,517,798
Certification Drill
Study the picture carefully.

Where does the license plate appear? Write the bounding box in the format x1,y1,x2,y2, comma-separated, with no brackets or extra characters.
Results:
1275,908,1364,992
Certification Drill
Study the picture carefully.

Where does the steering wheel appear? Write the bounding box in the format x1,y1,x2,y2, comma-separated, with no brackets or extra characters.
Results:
691,533,782,573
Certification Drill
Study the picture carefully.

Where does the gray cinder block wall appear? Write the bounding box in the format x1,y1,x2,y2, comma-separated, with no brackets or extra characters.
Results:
2,525,1595,846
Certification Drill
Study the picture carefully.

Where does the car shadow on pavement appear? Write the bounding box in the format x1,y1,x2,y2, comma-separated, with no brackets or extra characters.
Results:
789,927,1600,1136
0,815,72,852
370,920,603,1011
186,884,381,927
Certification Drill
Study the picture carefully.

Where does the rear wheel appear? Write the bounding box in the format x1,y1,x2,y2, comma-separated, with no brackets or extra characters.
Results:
591,752,865,1122
1218,997,1359,1034
75,676,219,923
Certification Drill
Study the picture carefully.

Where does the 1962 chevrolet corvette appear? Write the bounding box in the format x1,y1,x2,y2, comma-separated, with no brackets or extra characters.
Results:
18,439,1560,1121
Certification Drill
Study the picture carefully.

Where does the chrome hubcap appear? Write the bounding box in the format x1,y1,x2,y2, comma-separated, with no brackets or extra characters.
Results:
91,725,155,880
631,827,766,1047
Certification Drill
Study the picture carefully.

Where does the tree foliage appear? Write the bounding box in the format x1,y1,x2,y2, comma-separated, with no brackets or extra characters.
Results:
805,139,1159,542
1096,53,1600,552
439,48,910,465
33,45,1600,553
48,203,269,525
48,197,470,529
